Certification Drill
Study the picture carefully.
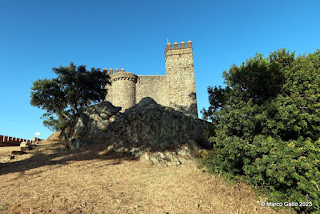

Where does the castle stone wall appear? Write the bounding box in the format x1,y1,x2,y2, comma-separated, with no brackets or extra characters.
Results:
165,41,198,117
105,83,113,103
104,41,198,117
136,75,168,106
111,71,138,112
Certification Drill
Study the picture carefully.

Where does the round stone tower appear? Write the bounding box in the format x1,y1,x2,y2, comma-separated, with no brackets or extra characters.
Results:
110,68,138,112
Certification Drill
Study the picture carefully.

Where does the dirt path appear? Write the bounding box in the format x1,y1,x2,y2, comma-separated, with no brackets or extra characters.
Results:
0,140,290,214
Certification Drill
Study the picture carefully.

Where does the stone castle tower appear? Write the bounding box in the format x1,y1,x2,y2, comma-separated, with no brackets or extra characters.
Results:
104,41,198,117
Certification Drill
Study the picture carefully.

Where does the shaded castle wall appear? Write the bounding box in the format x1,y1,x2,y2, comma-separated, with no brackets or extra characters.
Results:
104,68,113,103
136,75,168,106
105,82,113,103
0,135,37,147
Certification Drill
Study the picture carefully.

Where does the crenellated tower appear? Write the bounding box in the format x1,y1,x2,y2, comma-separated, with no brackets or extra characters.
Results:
165,41,198,117
104,68,138,112
104,40,198,117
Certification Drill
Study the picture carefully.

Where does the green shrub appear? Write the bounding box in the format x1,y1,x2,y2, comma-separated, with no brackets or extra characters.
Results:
203,136,320,213
202,49,320,213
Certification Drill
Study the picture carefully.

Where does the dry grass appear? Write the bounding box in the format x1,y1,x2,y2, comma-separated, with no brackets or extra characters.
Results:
0,134,292,214
0,146,20,156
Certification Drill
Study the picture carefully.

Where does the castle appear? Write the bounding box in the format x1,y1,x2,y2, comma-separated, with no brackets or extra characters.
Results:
104,41,198,117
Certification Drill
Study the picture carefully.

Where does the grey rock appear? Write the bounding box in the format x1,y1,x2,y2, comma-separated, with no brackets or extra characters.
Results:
108,98,207,151
67,98,209,165
68,101,121,149
137,97,157,107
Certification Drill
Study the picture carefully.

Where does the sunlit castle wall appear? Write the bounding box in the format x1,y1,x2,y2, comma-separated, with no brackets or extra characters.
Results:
136,75,168,106
165,41,198,117
104,41,198,117
106,68,137,112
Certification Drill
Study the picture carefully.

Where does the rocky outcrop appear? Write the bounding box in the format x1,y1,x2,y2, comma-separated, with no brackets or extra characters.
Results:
69,97,209,165
69,101,121,148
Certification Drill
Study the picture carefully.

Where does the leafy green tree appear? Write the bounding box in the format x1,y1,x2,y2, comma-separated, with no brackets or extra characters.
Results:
202,49,320,213
30,63,109,134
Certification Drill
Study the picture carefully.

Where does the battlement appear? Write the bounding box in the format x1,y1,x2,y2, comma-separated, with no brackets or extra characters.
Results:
165,41,192,50
103,68,128,75
165,41,193,59
104,40,198,117
0,135,39,146
111,71,138,83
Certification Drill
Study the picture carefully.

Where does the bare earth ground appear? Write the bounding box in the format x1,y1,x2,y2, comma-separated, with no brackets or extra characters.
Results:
0,134,292,214
0,147,21,156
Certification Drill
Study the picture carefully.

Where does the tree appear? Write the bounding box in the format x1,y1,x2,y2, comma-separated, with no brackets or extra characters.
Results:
30,63,109,134
202,49,320,213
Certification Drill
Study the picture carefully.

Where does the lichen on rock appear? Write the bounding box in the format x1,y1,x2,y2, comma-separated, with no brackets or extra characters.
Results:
69,101,121,148
68,97,210,165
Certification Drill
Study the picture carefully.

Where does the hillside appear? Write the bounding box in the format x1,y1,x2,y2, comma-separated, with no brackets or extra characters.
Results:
0,133,289,214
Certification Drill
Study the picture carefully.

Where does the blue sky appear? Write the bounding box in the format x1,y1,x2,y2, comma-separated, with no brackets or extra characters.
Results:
0,0,319,140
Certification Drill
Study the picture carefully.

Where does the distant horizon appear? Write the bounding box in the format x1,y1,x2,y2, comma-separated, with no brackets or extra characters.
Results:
1,0,319,140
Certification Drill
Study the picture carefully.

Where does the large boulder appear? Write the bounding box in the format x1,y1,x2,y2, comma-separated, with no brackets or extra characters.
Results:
69,97,210,165
69,101,121,148
20,141,31,152
108,97,208,152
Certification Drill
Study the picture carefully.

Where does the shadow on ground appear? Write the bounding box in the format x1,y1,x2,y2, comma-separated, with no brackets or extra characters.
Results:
0,142,138,176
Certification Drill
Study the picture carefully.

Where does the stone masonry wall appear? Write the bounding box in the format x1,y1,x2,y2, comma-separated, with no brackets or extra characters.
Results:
136,75,168,106
165,41,198,117
110,71,138,112
104,41,198,117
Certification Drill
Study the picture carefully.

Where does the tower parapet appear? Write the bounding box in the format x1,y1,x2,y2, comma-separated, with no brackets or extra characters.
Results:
165,41,192,52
